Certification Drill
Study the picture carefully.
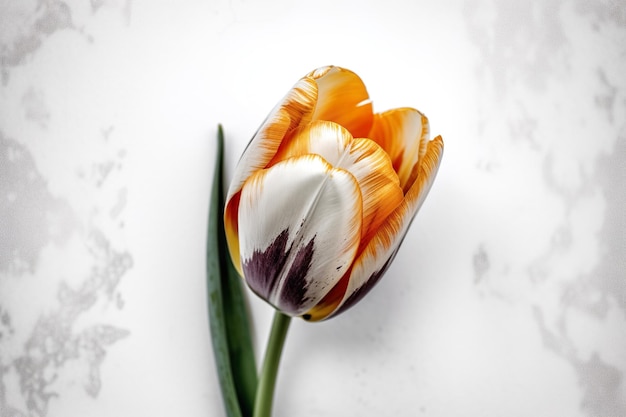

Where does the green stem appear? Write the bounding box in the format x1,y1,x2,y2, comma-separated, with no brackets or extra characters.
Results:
253,310,291,417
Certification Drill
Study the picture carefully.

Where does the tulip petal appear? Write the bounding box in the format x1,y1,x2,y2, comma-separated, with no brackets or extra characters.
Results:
270,120,404,246
238,155,363,316
368,108,430,192
226,77,318,203
269,120,354,168
328,135,444,319
307,66,374,138
224,191,243,275
343,138,404,245
224,78,319,274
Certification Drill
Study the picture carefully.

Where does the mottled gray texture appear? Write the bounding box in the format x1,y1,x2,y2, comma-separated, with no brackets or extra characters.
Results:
590,136,626,314
535,307,626,414
466,1,626,415
0,2,134,410
0,132,132,415
0,134,75,274
0,0,74,85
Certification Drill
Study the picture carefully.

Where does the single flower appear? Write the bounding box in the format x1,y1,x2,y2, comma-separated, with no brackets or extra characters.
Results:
224,66,443,321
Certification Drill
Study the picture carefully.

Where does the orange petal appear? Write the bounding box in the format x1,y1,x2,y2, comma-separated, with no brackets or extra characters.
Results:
269,120,354,167
225,77,318,202
307,66,374,138
368,108,430,192
341,138,404,246
224,191,243,275
329,135,444,318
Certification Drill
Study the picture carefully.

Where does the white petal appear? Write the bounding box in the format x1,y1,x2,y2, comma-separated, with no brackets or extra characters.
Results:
238,155,362,316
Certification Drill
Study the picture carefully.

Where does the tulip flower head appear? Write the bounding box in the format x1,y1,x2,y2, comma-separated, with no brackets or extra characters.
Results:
224,66,443,321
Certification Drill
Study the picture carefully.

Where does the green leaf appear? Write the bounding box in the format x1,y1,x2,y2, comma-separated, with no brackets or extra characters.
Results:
207,125,258,417
221,234,258,416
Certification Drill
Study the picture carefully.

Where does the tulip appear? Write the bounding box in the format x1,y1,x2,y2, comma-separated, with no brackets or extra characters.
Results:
224,66,443,321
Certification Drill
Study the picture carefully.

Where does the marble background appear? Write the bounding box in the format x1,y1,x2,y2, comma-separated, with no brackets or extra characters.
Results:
1,1,625,416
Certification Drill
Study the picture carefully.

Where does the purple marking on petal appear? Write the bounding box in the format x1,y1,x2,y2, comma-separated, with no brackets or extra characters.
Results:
242,229,290,300
279,236,315,312
331,248,399,318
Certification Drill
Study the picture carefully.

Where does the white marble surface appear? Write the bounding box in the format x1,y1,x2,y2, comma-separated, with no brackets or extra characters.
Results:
1,1,625,416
